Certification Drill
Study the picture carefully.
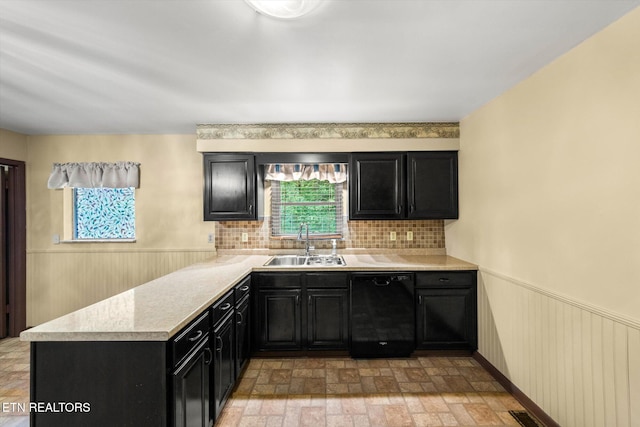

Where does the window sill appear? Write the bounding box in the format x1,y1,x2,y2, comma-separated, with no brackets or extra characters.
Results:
59,239,137,243
270,235,342,241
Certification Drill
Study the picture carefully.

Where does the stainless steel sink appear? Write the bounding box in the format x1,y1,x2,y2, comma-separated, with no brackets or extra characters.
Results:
306,255,346,266
264,255,346,267
264,255,309,266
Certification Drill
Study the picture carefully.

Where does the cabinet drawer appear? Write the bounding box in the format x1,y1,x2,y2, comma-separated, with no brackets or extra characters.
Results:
255,273,302,288
305,272,348,289
234,277,251,302
171,310,210,367
213,291,234,326
416,271,476,287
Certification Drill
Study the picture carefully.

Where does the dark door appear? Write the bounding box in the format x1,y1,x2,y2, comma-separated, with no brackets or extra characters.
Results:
212,314,235,419
306,288,349,350
255,289,302,350
407,151,458,219
234,295,250,378
203,154,256,220
416,287,476,350
350,153,405,219
1,167,6,338
173,338,212,427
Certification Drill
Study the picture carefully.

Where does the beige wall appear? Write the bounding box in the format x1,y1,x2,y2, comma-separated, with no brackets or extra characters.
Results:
0,129,28,161
447,7,640,426
26,134,217,325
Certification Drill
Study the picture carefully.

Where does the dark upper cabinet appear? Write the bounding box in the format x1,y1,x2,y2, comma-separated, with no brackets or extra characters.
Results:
407,151,458,219
349,151,458,220
415,271,477,351
349,153,405,219
203,153,256,221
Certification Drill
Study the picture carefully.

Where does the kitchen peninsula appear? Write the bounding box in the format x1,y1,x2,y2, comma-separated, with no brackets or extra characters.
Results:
21,253,477,427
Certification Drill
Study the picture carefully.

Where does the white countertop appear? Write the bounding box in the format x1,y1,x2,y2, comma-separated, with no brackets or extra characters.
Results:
20,253,476,342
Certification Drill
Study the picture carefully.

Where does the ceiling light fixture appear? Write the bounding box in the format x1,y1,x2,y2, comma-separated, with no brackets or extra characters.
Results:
244,0,322,19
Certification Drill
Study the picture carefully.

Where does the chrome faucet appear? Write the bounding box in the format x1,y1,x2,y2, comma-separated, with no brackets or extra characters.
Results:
297,223,314,256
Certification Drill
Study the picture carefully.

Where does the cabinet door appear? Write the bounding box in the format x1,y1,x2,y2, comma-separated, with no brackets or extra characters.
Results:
172,338,211,427
407,151,458,219
203,153,256,221
350,153,405,219
212,315,235,420
254,289,302,350
306,288,349,350
234,295,250,379
416,287,476,350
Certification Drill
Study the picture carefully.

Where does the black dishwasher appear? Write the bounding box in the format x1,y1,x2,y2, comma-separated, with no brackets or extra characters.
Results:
350,273,415,358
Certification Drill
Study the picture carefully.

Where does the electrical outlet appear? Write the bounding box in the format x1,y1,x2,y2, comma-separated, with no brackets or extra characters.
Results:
390,231,396,241
207,233,214,244
52,234,60,244
407,231,413,241
241,232,249,242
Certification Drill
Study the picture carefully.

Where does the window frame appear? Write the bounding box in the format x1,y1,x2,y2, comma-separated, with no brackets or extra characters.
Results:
270,179,345,239
61,187,137,243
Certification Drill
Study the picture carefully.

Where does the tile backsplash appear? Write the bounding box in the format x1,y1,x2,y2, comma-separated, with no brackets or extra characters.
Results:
214,219,445,251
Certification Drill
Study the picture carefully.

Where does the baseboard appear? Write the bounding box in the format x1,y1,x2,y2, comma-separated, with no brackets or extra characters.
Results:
473,351,560,427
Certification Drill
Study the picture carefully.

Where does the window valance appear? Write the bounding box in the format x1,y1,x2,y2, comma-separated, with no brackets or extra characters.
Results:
47,162,140,189
264,163,347,184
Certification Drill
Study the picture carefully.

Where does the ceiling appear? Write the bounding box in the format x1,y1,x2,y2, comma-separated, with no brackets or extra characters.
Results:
1,0,638,135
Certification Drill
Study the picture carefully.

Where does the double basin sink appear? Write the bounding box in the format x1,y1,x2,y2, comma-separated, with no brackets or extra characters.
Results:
265,254,346,267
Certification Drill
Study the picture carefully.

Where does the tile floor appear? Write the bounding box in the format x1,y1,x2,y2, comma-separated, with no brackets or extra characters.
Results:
0,337,538,426
0,338,29,427
218,357,530,427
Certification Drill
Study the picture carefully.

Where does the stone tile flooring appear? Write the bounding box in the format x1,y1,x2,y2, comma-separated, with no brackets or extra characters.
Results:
0,338,29,427
0,337,535,426
217,357,530,426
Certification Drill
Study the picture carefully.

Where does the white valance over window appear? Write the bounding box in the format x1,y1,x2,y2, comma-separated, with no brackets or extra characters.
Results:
264,163,347,183
47,162,140,189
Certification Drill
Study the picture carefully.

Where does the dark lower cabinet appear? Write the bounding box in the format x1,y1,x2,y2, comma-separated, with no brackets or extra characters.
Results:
235,294,251,378
172,338,212,427
253,272,349,352
211,303,235,420
307,288,349,350
415,271,477,351
255,288,303,350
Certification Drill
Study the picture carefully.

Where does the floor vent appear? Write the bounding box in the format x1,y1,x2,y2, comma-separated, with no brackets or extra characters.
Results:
509,410,542,427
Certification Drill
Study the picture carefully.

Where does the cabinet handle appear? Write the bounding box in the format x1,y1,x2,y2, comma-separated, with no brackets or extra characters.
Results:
308,295,312,306
419,295,423,305
296,295,300,306
397,205,402,214
216,336,223,352
220,303,232,311
204,347,213,365
248,204,253,214
439,278,450,282
239,286,250,291
188,330,203,342
237,311,244,325
409,204,415,213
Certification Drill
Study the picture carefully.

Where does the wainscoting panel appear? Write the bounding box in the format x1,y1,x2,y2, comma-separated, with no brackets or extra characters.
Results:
478,268,639,427
26,250,217,326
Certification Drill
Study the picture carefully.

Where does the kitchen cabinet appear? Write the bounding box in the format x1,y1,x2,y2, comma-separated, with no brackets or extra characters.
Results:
349,153,405,219
234,277,251,379
211,291,235,420
203,153,256,221
415,271,477,351
253,272,349,352
407,151,458,219
349,151,458,220
306,272,349,350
